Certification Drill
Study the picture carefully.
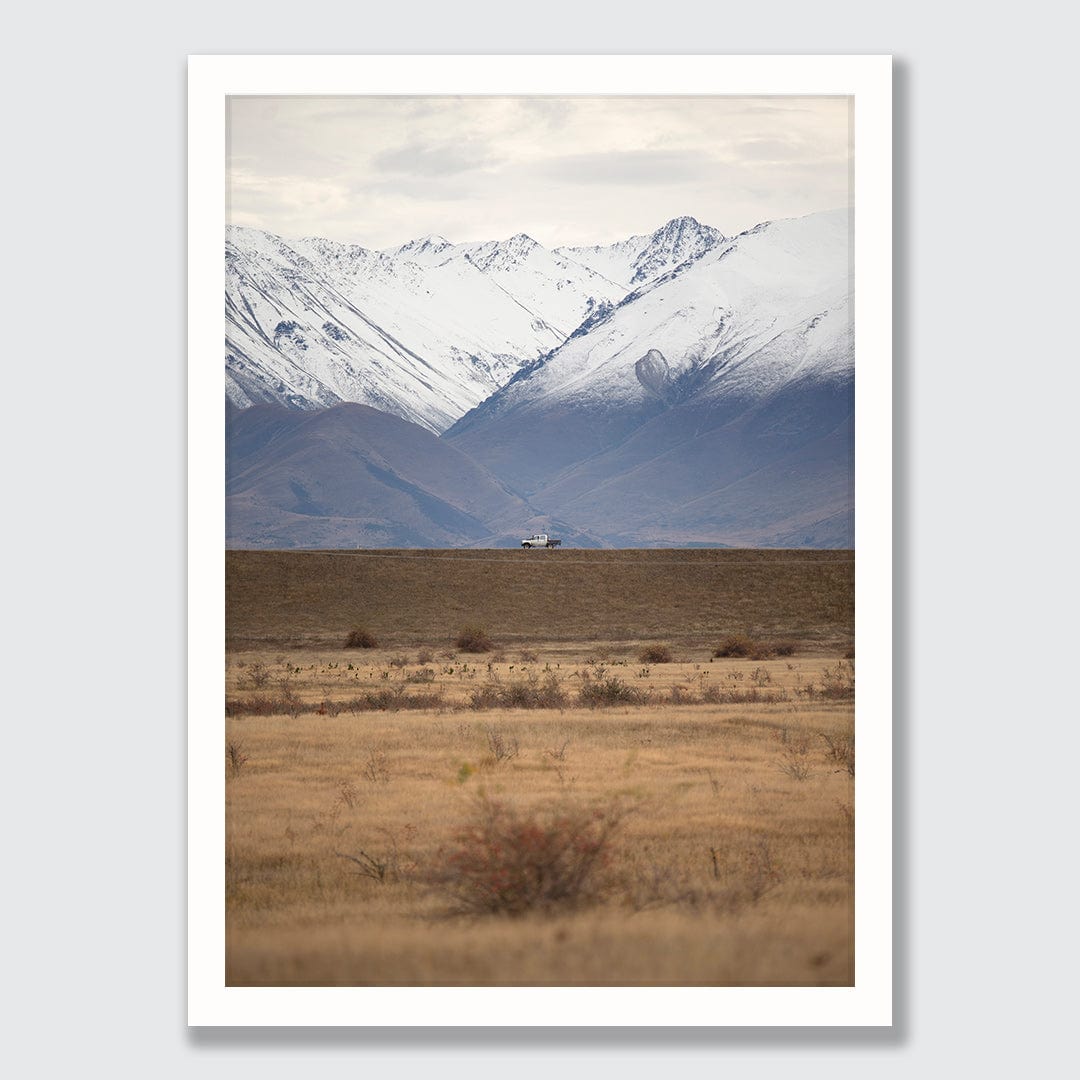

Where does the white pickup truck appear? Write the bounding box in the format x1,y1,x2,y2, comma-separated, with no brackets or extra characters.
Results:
521,533,562,549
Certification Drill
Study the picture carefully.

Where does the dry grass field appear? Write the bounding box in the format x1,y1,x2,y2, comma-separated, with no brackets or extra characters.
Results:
225,549,854,986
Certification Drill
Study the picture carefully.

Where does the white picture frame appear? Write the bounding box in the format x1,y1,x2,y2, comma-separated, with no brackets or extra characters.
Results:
190,53,892,1027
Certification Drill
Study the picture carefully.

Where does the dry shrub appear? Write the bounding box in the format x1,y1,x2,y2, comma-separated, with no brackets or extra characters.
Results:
345,626,379,649
638,643,673,664
714,635,798,660
713,634,756,658
343,689,444,713
820,731,855,776
469,674,566,710
775,740,814,781
484,725,520,763
797,660,856,702
241,661,271,689
699,684,788,705
455,624,495,653
416,648,435,664
336,826,414,883
426,796,625,915
578,675,651,707
225,678,303,718
362,748,391,783
227,687,443,716
226,740,248,778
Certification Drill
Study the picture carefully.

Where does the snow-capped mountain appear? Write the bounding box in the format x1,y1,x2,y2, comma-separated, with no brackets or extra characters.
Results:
446,209,854,546
225,226,625,432
556,215,725,291
225,208,854,547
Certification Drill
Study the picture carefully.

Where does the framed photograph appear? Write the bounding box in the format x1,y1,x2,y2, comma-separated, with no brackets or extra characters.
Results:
190,54,892,1026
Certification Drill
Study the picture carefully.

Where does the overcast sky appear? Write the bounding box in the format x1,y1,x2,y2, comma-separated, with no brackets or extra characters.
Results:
227,96,851,249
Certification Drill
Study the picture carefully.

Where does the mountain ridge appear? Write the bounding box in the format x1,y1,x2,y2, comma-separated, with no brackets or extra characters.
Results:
225,209,854,548
224,214,736,429
444,209,854,546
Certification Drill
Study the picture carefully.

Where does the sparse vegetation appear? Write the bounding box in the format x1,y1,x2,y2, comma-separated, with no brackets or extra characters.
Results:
578,675,650,707
225,550,854,987
455,624,495,653
336,847,391,882
797,660,855,702
484,725,520,764
362,748,391,784
226,686,444,716
226,740,248,778
424,796,625,916
820,731,855,776
714,635,799,660
713,633,756,658
241,661,271,689
345,626,379,649
775,739,814,781
335,827,412,884
638,643,673,663
468,673,567,709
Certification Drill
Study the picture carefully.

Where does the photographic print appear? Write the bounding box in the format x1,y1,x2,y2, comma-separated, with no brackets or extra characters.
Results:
190,55,891,1025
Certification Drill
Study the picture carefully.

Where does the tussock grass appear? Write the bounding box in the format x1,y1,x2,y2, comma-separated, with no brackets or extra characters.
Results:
469,674,567,710
225,660,854,986
226,687,444,716
223,551,855,987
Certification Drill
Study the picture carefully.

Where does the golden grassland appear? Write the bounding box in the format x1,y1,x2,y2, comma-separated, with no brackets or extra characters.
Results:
225,650,854,986
224,550,854,986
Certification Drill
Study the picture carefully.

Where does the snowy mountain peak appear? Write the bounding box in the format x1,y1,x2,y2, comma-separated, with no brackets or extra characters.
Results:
225,221,624,430
393,234,453,257
467,232,545,273
629,216,725,284
506,232,540,250
292,235,373,262
557,214,725,290
656,213,705,232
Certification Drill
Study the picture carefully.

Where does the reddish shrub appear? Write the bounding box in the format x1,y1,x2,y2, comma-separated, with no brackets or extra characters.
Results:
426,796,625,915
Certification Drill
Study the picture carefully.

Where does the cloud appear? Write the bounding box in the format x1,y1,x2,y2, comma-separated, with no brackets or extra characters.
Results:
227,95,852,248
371,140,499,176
535,149,716,186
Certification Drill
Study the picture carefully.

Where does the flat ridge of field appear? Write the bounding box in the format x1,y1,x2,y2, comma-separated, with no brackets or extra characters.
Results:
226,548,854,650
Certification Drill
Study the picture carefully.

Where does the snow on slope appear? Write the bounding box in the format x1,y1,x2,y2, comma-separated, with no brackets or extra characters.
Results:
557,215,725,290
461,209,852,422
443,209,855,536
225,226,625,431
